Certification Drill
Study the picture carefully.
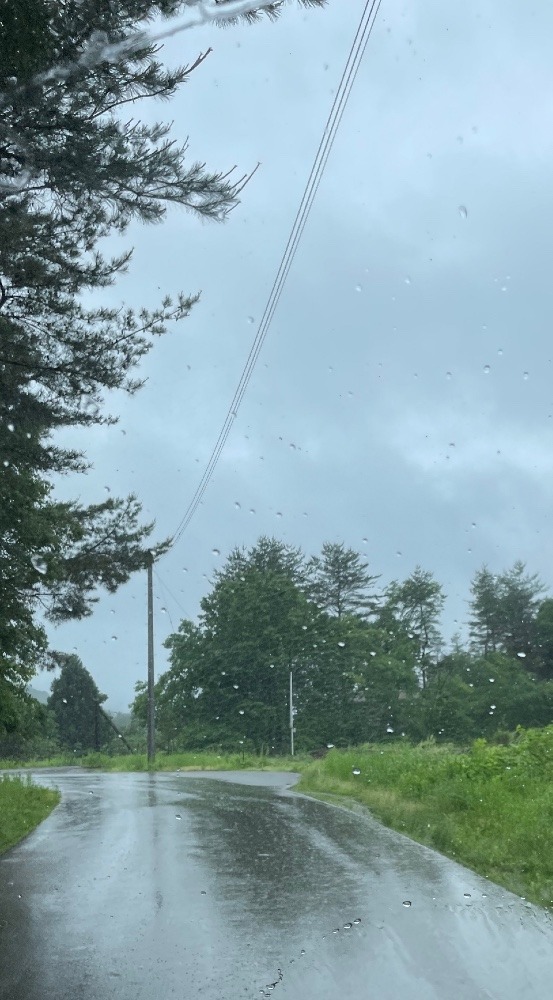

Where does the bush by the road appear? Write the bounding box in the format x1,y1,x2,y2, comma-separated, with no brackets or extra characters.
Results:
0,774,60,854
297,726,553,909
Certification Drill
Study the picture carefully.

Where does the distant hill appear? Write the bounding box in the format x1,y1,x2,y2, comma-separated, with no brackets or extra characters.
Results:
27,686,50,705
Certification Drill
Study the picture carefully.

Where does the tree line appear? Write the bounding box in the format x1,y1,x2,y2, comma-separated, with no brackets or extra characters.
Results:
129,538,553,752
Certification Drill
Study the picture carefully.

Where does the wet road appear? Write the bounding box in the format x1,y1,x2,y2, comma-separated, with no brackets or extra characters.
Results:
0,769,552,999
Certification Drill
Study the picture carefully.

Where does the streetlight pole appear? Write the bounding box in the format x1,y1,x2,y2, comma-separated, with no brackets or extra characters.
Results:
146,551,155,765
289,669,294,757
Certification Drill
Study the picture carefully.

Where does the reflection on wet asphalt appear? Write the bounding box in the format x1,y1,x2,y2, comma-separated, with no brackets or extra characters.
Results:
0,768,552,999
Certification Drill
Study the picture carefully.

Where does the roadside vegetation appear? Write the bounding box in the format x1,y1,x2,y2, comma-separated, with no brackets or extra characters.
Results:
298,726,553,909
0,774,60,854
0,750,308,772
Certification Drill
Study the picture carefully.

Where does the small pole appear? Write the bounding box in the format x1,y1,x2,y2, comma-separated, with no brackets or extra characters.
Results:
146,551,155,766
289,669,294,757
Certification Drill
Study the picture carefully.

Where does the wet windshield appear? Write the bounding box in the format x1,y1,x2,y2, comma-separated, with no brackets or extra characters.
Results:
1,2,553,998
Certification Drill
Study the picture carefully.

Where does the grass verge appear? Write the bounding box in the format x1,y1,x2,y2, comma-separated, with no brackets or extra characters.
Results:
297,727,553,909
0,774,60,854
0,750,310,773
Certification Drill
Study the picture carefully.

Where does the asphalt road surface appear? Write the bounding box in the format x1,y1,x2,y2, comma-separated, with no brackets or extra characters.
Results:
0,769,552,1000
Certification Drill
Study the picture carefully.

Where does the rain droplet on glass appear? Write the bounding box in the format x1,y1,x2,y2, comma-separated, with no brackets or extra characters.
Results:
352,768,361,776
402,900,412,908
458,205,468,219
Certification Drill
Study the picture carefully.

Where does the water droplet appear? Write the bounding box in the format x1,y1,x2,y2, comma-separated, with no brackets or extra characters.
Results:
386,725,394,734
396,550,402,558
31,554,48,574
62,698,68,704
7,422,14,432
337,641,346,648
446,371,453,380
343,922,353,930
489,677,495,683
464,892,471,899
404,276,411,285
402,900,412,908
111,635,117,641
490,704,496,710
175,814,182,820
458,205,468,219
523,371,529,380
355,283,362,292
517,652,526,658
247,316,254,324
212,548,221,556
326,743,335,749
353,918,361,925
300,949,306,955
234,501,241,509
483,364,490,374
275,511,283,518
2,459,9,467
160,607,167,614
332,928,340,934
239,709,245,715
233,684,239,690
249,508,256,515
200,890,207,895
498,348,503,356
352,768,361,776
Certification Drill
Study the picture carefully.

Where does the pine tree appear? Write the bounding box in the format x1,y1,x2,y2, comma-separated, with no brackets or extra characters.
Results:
382,567,445,688
306,542,380,619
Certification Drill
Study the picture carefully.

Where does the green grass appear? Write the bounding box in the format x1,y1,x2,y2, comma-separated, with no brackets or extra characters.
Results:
0,753,78,769
0,774,60,854
0,750,310,772
297,727,553,909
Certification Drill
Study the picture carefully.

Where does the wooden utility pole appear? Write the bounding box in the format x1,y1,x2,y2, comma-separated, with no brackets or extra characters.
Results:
146,551,155,765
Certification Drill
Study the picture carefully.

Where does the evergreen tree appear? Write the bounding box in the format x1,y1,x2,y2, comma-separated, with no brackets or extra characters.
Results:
305,541,380,619
381,567,445,688
48,654,111,750
468,562,546,664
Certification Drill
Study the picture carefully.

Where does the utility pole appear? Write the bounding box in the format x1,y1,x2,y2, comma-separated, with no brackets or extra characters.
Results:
146,551,155,765
289,669,294,757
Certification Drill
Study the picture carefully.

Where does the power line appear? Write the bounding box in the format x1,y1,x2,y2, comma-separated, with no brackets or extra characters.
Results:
169,0,382,550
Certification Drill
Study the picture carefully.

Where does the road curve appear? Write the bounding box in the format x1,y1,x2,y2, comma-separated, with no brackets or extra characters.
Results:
0,768,551,999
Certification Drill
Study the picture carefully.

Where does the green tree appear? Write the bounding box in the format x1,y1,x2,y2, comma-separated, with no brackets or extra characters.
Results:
407,651,553,743
381,567,445,688
535,598,553,680
48,654,110,751
468,562,546,665
305,541,380,619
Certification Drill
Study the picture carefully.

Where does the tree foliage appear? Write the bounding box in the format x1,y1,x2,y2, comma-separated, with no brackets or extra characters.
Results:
47,654,111,751
305,541,380,619
0,0,327,714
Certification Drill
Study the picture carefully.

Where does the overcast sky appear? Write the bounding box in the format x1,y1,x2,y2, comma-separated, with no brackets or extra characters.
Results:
44,0,553,711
